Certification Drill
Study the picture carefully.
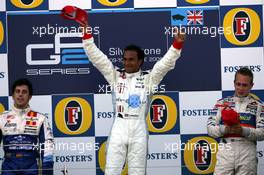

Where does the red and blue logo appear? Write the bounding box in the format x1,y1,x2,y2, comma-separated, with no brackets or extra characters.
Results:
52,94,94,137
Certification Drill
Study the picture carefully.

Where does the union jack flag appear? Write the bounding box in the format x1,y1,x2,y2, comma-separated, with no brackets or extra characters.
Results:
187,10,204,25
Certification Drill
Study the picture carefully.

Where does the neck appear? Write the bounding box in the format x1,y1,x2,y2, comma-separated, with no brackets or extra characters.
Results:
14,104,29,110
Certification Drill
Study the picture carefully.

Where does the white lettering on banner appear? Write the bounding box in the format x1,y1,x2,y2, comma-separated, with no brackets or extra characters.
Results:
26,33,83,65
38,142,100,154
164,142,231,154
164,25,232,38
108,47,162,64
26,68,90,75
32,24,100,38
97,83,166,94
109,47,162,56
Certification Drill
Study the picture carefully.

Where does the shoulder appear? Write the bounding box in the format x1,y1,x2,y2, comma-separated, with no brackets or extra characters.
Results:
0,110,12,117
248,95,264,106
27,110,47,119
217,96,233,103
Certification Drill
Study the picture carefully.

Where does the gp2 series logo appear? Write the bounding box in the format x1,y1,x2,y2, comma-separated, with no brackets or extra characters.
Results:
223,8,261,46
26,33,87,65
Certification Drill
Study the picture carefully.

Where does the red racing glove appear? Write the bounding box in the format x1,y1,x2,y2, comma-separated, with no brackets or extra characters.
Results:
221,108,240,126
61,6,88,26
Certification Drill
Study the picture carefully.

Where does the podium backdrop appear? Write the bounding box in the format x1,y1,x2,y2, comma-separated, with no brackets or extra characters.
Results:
0,0,264,174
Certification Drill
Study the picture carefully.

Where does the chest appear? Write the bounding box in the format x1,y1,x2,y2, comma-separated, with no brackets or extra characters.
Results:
116,75,147,95
1,114,41,135
228,100,258,126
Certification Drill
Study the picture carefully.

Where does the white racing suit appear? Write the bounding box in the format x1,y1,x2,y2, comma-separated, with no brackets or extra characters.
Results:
83,36,182,175
0,106,54,175
207,95,264,175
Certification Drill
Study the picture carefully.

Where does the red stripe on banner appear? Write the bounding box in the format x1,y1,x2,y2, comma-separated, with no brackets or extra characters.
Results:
240,123,256,128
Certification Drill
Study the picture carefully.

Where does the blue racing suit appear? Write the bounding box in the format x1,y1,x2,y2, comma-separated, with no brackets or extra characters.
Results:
0,106,54,175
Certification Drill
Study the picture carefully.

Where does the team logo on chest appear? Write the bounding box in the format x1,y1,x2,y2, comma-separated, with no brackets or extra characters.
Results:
128,94,141,108
117,82,126,94
4,115,17,131
24,111,38,134
246,102,258,114
4,120,17,128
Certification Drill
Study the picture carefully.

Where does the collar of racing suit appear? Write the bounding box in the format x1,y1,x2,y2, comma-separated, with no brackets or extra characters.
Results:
233,94,251,103
12,105,31,116
124,69,142,78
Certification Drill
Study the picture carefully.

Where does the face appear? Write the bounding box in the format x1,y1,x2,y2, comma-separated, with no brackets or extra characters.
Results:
123,50,143,73
12,85,32,109
234,73,253,97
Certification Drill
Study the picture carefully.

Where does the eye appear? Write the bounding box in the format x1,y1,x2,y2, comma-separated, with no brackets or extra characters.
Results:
235,82,249,87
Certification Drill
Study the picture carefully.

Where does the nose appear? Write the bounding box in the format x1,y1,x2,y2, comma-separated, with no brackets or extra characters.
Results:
124,60,130,67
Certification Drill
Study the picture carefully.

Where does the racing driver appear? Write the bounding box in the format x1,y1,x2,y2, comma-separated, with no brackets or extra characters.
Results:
61,6,186,175
207,67,264,175
0,78,54,175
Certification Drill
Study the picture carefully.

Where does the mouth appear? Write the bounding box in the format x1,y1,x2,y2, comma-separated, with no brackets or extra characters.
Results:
16,98,24,103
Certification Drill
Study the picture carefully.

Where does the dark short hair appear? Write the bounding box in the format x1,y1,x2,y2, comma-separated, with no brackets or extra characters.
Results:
124,45,145,61
12,78,33,96
234,67,254,84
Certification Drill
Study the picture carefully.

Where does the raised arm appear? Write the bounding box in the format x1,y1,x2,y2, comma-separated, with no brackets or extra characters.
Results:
61,6,116,85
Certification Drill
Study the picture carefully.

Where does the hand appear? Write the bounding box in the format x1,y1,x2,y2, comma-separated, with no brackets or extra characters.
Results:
173,27,186,42
229,124,243,135
221,107,240,126
175,32,186,42
61,6,88,27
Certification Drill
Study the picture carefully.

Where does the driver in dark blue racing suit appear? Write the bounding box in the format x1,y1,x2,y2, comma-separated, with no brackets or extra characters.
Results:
0,78,54,175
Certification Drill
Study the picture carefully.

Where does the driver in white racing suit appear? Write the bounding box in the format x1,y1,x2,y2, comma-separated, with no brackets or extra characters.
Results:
207,67,264,175
61,6,186,175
